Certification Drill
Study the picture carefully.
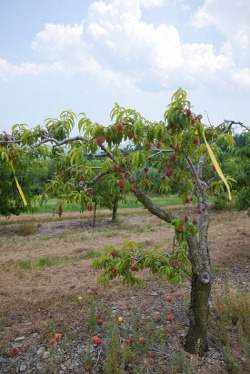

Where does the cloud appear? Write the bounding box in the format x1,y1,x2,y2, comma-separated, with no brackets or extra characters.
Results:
0,58,65,80
140,0,166,8
0,0,249,93
191,0,250,62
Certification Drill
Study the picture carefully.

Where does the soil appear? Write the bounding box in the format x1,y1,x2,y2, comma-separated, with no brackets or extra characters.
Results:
0,207,249,373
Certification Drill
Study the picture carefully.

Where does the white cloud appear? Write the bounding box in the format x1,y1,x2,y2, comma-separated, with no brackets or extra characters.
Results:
31,23,84,59
191,0,250,62
0,0,249,93
140,0,166,8
0,58,65,80
233,68,250,87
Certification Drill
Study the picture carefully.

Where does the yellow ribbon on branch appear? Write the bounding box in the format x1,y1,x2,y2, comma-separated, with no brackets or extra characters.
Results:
9,160,27,206
202,133,232,201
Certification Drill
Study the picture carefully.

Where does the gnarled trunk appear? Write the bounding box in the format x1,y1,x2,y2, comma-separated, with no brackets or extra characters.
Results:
185,270,211,353
185,212,212,353
133,187,212,353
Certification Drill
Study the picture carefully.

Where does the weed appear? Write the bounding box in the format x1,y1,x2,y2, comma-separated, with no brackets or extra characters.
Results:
214,288,250,372
17,221,37,236
88,301,97,336
103,322,121,374
18,259,32,270
79,250,101,259
36,256,53,269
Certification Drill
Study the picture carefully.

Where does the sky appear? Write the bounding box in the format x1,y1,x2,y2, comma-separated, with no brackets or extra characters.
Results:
0,0,250,135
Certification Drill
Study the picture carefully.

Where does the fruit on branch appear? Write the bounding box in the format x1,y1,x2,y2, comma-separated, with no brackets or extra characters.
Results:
144,167,149,173
192,138,199,145
166,167,174,177
111,250,117,258
116,123,124,131
170,154,176,162
177,225,184,232
96,137,104,145
211,165,216,173
117,179,125,191
173,260,179,268
186,109,192,118
87,189,94,195
127,130,133,139
87,205,93,212
72,170,77,176
192,219,198,225
111,269,117,276
174,145,181,152
196,208,202,214
130,265,137,272
80,174,86,181
184,215,189,222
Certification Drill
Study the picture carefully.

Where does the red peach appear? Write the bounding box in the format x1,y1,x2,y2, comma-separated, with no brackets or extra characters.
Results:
96,137,104,146
116,123,124,131
166,167,174,176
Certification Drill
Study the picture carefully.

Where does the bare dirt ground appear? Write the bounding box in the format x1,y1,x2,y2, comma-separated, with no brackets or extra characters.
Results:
0,207,249,373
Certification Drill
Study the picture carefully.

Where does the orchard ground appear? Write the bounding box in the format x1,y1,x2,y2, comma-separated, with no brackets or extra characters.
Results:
0,205,249,373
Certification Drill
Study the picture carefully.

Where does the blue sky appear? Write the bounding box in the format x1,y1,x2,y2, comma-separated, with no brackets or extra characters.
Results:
0,0,250,134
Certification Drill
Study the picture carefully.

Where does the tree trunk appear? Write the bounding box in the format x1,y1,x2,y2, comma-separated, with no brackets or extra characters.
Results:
185,213,212,353
185,271,211,353
133,187,212,354
111,199,118,222
92,203,97,227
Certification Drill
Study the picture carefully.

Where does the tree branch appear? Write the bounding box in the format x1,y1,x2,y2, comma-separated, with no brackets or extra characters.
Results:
133,187,175,224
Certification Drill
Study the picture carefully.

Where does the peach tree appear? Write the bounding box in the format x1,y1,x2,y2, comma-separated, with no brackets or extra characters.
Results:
1,88,238,353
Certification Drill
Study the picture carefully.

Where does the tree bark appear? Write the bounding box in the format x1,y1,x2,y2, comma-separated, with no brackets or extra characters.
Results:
133,187,212,353
92,203,97,227
185,271,211,353
111,199,118,222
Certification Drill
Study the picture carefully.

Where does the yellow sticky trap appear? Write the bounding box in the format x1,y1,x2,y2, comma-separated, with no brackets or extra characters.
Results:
10,160,27,206
202,133,231,201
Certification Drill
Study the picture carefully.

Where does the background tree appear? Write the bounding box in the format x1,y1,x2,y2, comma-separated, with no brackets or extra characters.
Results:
0,89,246,353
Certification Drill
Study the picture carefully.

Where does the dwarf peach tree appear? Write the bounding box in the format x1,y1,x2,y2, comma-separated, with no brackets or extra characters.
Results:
1,88,238,353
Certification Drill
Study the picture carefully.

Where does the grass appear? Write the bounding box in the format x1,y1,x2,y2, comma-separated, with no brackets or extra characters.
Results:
5,250,102,272
32,194,184,214
17,221,37,236
213,287,250,373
